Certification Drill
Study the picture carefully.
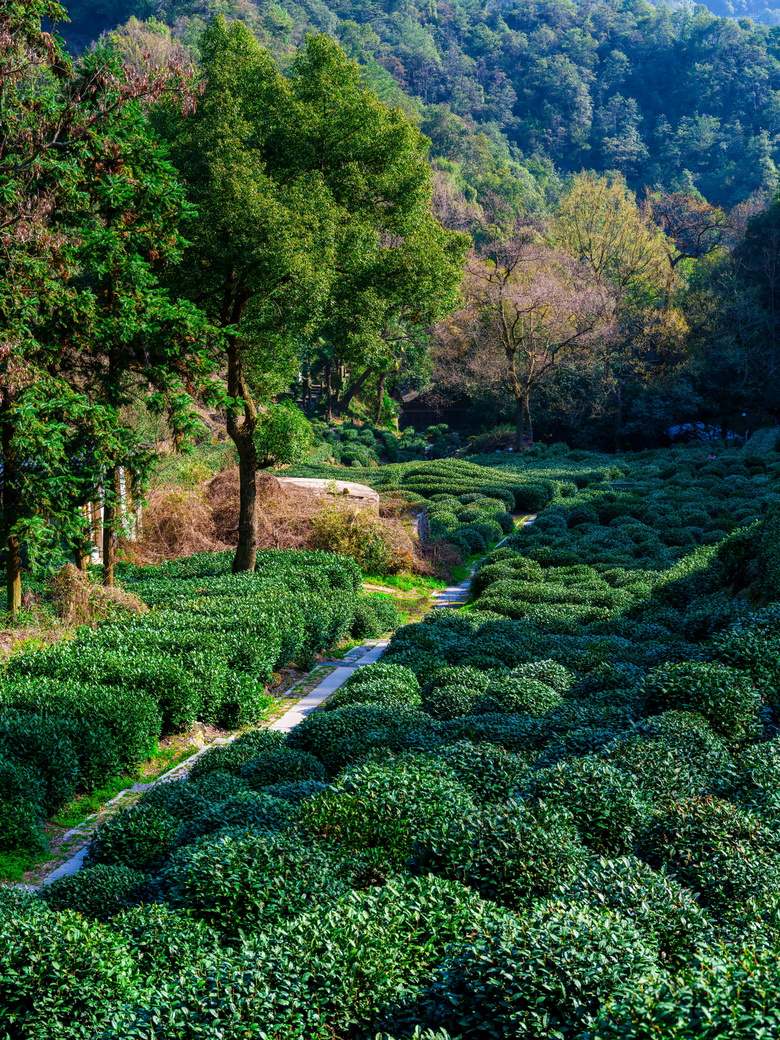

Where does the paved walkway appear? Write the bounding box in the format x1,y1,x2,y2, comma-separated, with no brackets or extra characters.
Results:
268,641,389,733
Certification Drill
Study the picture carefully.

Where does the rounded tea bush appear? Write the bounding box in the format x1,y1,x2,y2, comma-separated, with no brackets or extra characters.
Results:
522,757,649,854
470,563,516,598
240,747,328,789
301,756,476,869
111,903,221,983
602,711,732,802
592,940,780,1040
287,704,440,772
0,897,140,1039
512,658,573,694
87,803,182,871
433,741,530,802
324,662,422,713
556,854,713,966
636,795,780,913
175,791,299,845
159,827,351,933
422,683,482,721
643,661,762,742
263,779,330,803
722,737,780,811
188,729,288,780
475,675,562,716
412,801,589,908
425,900,660,1040
344,661,421,693
41,863,148,920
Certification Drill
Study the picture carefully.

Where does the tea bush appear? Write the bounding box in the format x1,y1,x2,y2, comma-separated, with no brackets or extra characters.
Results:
288,704,441,771
240,747,329,788
636,796,780,913
593,941,780,1039
411,801,589,908
432,740,531,801
301,756,476,869
522,757,649,853
643,661,762,743
0,894,140,1039
41,864,148,920
87,803,183,872
158,828,352,934
425,901,660,1040
474,674,563,716
557,855,712,965
111,904,222,984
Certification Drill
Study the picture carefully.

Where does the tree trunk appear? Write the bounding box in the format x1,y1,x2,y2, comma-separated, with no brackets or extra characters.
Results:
336,367,375,414
233,435,259,573
375,371,387,425
613,385,623,453
522,393,536,447
74,532,91,572
224,325,260,574
517,392,533,449
102,466,119,588
1,421,21,615
6,535,21,616
514,396,523,452
324,364,333,420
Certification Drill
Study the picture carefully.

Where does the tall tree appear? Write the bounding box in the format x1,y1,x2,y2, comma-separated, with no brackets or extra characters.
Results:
0,1,207,608
160,23,466,572
644,189,728,271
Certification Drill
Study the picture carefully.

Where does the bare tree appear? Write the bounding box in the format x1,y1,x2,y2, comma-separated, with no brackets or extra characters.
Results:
435,229,613,449
644,189,729,270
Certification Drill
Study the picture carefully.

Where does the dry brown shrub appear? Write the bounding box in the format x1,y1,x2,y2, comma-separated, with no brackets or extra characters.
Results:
417,538,464,578
123,486,229,564
124,464,434,574
48,564,147,624
206,468,325,550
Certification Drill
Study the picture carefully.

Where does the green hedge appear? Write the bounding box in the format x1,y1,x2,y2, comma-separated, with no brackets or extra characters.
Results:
0,550,361,856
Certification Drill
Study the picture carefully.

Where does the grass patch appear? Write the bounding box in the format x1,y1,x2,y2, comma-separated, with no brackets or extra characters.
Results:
0,849,45,884
362,572,447,591
53,776,132,830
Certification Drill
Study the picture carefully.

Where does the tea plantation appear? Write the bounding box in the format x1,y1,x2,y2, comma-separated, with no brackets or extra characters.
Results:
6,442,780,1038
0,550,364,858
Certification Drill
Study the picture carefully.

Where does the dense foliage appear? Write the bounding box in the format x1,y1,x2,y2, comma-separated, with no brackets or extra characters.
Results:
68,0,780,210
7,440,780,1038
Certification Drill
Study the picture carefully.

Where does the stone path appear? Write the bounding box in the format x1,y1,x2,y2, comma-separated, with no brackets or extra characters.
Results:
37,514,537,885
268,640,389,733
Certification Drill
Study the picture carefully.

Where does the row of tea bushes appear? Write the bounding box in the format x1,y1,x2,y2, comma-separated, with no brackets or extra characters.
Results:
308,421,463,467
0,550,363,857
284,450,626,559
10,443,780,1038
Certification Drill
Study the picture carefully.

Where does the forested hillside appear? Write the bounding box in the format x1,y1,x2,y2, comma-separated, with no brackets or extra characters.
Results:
66,0,780,207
